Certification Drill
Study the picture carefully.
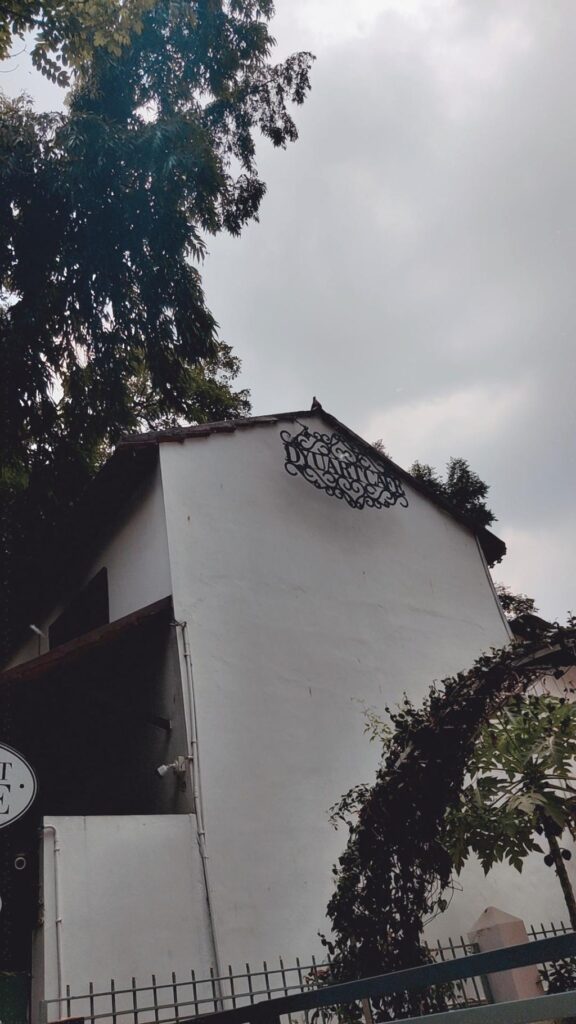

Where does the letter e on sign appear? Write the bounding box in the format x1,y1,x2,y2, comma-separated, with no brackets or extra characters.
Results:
0,744,37,828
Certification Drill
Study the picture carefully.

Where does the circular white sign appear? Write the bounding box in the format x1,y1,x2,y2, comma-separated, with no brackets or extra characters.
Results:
0,744,37,829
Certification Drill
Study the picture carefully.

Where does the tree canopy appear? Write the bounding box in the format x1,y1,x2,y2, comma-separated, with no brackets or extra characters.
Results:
494,583,538,620
1,3,313,469
0,1,313,658
445,691,576,927
0,0,155,85
410,457,495,529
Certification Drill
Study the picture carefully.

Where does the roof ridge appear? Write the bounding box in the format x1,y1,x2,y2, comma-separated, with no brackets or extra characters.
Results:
2,404,506,665
117,411,316,447
115,406,505,567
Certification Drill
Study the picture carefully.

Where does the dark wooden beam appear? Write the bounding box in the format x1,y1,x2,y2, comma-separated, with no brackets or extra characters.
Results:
0,596,173,686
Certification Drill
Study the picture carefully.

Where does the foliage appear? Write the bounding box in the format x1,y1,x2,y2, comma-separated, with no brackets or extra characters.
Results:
546,957,576,991
445,690,576,927
324,622,576,1019
0,2,313,658
544,958,576,1024
446,692,576,871
0,0,156,85
372,439,389,456
410,457,495,529
1,7,312,469
494,583,538,620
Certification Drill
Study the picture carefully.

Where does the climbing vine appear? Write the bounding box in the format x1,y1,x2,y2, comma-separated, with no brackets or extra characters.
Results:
324,620,576,1019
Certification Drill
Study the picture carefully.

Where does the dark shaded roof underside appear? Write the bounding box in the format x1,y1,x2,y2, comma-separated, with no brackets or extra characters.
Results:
1,597,173,685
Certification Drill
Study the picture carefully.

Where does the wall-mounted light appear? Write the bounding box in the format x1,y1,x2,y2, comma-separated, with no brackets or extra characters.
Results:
29,624,47,656
156,756,189,778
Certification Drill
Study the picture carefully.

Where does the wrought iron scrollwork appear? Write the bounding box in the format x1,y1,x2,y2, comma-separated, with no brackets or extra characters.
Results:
281,426,409,511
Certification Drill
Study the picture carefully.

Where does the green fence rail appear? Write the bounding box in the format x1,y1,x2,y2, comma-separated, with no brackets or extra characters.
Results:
45,932,576,1024
183,934,576,1024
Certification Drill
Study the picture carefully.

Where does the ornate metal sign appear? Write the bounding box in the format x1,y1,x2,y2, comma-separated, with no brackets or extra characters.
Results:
281,425,409,511
0,744,37,829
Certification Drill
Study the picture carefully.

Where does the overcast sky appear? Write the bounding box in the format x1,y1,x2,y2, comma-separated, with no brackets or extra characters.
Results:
3,0,576,620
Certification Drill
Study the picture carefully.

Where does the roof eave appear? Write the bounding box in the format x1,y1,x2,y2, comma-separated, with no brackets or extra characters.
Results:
5,405,506,665
117,407,506,567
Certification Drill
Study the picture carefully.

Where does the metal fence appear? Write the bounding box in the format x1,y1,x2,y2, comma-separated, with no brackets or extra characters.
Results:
42,935,576,1024
174,935,576,1024
425,937,486,1009
40,923,574,1024
529,920,573,940
528,919,575,990
41,958,335,1024
40,944,488,1023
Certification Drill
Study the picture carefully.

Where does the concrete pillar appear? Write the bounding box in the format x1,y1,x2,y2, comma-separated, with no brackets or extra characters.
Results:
468,906,545,1002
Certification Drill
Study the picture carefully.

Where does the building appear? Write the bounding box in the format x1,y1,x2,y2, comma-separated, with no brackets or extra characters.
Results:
0,405,564,1021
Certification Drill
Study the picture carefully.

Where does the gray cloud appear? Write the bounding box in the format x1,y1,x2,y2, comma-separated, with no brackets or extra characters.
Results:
203,0,576,619
3,1,576,619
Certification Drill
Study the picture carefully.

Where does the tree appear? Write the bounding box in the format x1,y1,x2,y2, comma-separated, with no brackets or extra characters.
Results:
494,583,538,621
1,6,313,468
372,439,389,456
324,621,576,1018
410,457,495,529
445,691,576,929
0,0,156,85
0,2,314,658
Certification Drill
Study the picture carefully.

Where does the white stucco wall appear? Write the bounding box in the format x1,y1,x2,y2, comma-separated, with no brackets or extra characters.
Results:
9,462,172,667
37,816,214,1022
92,461,173,623
159,418,513,968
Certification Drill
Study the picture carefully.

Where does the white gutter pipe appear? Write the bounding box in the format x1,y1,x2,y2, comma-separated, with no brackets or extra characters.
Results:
42,824,63,1015
173,619,224,1005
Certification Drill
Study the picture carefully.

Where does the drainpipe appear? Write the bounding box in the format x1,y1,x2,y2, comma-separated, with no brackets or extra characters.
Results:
42,824,63,1014
173,620,224,1004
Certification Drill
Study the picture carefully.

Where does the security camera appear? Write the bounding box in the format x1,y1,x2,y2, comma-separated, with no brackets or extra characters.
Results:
156,764,171,777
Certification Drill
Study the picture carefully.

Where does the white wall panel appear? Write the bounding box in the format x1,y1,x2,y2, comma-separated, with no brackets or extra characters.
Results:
37,815,213,1019
159,419,512,966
